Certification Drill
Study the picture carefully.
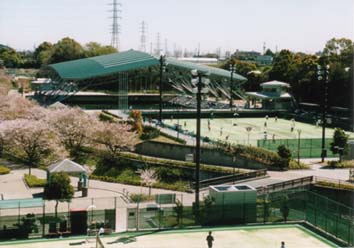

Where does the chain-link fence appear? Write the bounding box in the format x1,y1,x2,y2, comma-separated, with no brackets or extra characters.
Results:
0,190,352,246
257,138,348,158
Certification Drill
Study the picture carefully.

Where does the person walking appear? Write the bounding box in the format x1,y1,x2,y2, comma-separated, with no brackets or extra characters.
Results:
206,231,214,248
280,241,286,248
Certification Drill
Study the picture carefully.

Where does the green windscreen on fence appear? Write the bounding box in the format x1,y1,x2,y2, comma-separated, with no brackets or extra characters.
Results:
0,198,44,209
257,138,345,158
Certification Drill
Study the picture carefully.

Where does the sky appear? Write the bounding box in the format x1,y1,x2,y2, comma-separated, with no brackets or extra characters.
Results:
0,0,353,54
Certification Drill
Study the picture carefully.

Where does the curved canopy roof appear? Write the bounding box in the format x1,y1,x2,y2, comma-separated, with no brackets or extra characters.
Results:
48,159,87,173
49,50,246,82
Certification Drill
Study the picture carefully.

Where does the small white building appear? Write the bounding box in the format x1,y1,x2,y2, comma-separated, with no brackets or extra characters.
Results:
245,80,296,110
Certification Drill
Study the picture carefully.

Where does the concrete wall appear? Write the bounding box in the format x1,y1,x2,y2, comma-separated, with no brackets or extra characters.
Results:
135,141,265,170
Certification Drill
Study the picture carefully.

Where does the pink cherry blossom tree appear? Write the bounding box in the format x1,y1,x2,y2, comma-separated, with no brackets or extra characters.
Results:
0,95,37,120
0,119,66,175
92,121,137,159
47,108,96,158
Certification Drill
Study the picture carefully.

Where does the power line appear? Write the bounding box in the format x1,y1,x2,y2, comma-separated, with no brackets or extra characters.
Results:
109,0,122,50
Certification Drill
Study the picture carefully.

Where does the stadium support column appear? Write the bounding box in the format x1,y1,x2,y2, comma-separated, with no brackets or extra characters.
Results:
191,69,210,222
229,63,236,109
159,55,166,124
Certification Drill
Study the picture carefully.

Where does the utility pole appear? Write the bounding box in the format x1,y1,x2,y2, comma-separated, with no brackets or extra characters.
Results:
110,0,122,50
139,21,147,52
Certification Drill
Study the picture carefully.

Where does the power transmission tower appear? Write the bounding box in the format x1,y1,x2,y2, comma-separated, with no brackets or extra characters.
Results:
109,0,121,50
155,33,161,56
139,21,147,52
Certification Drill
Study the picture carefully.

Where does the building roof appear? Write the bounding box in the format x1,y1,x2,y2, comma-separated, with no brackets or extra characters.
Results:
260,80,290,88
49,50,246,81
49,50,159,80
48,159,87,173
245,92,292,99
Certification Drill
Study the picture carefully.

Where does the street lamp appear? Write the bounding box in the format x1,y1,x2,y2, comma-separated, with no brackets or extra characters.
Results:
191,68,210,222
246,127,252,145
159,55,167,124
297,129,302,165
229,63,236,109
317,64,330,162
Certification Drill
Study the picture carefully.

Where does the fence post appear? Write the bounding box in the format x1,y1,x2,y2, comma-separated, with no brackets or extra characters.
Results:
42,202,45,237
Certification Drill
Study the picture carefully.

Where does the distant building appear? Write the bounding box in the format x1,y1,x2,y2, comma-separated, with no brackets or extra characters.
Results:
256,55,273,65
177,57,219,65
245,80,296,110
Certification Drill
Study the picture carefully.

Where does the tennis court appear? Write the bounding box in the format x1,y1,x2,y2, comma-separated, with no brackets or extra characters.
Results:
164,117,354,144
163,117,354,157
1,224,339,248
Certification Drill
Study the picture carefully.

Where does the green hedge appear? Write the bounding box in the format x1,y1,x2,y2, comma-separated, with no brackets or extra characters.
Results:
119,152,239,174
98,112,116,123
327,160,354,168
315,181,354,191
89,174,190,192
24,174,46,187
141,125,186,144
0,166,10,175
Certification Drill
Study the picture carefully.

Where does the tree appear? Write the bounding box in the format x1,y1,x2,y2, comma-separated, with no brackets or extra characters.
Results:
277,145,292,170
48,108,95,158
129,110,143,136
43,172,74,218
84,42,117,57
50,37,84,63
174,200,184,225
0,95,37,121
139,167,157,196
92,121,137,159
280,195,290,222
34,42,53,67
0,47,24,68
330,128,349,155
0,119,65,175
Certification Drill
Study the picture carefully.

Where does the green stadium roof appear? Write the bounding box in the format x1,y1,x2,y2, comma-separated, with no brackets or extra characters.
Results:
49,50,247,81
49,50,159,80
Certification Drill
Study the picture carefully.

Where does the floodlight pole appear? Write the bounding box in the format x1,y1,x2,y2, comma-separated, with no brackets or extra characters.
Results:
318,64,329,163
195,72,202,220
159,55,165,124
229,63,235,109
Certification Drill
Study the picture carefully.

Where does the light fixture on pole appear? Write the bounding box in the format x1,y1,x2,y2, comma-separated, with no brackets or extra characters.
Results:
159,55,167,124
317,64,330,163
229,63,236,109
191,68,210,222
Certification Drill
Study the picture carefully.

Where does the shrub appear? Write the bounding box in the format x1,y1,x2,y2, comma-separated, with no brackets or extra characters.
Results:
141,126,160,140
288,160,309,170
315,181,354,191
327,160,354,168
0,166,10,175
130,193,154,203
24,174,46,187
159,132,186,144
98,112,116,123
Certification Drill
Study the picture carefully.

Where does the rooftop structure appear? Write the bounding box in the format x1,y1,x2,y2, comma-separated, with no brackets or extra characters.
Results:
245,80,295,110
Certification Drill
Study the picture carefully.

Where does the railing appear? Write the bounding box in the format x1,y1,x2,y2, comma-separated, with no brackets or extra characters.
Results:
197,169,267,189
257,176,313,194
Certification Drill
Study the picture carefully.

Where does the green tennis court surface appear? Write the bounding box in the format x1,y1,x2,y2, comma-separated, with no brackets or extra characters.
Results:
163,118,354,157
1,224,338,248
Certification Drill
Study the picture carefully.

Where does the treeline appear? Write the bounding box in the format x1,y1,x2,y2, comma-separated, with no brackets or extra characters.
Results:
0,37,117,69
221,38,353,108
